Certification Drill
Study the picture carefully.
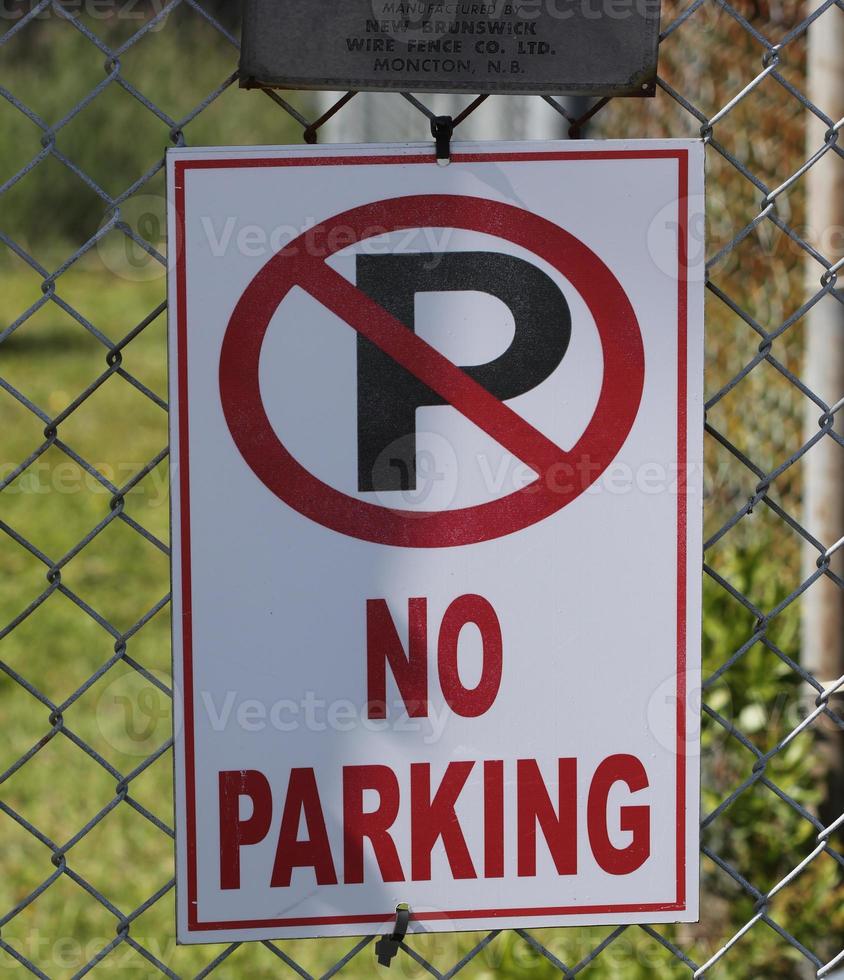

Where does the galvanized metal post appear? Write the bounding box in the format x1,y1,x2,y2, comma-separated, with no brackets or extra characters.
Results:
802,0,844,823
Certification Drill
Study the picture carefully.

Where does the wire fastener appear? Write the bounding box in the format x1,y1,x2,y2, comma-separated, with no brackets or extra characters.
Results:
431,115,454,166
375,903,411,967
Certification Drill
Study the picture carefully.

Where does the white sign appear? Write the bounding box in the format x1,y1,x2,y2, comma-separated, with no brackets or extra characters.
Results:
167,140,704,944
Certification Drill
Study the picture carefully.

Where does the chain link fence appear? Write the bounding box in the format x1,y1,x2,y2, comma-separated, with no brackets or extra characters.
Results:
1,0,843,976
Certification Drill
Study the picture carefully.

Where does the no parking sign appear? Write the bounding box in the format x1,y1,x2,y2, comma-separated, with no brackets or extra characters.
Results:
167,140,704,943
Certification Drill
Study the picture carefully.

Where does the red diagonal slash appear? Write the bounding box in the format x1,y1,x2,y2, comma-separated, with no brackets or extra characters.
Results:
303,260,567,477
219,194,645,547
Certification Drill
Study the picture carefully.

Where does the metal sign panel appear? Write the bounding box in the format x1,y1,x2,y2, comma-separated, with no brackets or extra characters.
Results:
167,139,704,943
240,0,661,97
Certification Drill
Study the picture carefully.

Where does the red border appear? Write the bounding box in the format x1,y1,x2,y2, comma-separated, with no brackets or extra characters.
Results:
173,148,690,932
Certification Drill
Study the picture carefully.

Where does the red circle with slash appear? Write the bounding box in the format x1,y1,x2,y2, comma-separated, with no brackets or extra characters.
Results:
219,194,645,548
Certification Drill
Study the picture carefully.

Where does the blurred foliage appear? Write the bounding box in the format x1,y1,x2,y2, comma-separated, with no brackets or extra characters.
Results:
602,3,844,970
699,542,844,977
0,0,302,258
597,0,811,553
1,0,842,977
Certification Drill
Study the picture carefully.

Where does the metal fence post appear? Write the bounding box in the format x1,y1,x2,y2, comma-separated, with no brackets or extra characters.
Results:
802,0,844,824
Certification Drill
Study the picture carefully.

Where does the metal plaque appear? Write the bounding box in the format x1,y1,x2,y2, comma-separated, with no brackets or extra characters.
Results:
240,0,661,98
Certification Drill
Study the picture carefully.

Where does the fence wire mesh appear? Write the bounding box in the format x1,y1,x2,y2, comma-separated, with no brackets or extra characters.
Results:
1,0,843,977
